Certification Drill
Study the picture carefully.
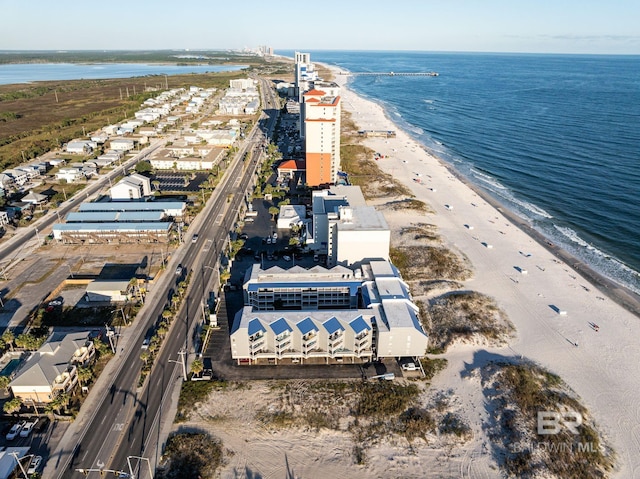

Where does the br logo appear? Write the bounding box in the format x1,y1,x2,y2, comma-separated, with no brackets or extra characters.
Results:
537,411,582,435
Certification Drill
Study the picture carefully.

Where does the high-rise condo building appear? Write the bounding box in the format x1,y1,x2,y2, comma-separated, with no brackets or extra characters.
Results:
303,85,341,187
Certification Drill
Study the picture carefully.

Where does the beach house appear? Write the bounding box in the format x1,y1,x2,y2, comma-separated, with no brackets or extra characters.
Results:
8,331,95,404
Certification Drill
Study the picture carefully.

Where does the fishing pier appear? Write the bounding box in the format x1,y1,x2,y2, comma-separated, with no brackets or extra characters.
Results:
340,71,439,77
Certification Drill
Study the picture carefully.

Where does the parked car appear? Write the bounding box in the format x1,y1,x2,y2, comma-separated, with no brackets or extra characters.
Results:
402,362,418,371
19,420,37,437
141,337,150,349
6,421,25,440
34,416,50,432
27,456,42,475
282,255,291,261
175,265,183,275
239,233,249,240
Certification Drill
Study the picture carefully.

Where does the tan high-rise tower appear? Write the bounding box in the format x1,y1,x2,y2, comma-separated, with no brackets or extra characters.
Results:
303,86,341,187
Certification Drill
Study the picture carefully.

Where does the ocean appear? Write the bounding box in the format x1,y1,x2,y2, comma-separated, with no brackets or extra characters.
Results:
277,50,640,295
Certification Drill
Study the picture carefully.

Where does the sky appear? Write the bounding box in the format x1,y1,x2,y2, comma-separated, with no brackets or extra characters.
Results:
2,0,639,55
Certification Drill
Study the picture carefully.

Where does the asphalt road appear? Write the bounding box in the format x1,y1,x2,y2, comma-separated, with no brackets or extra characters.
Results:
54,84,279,479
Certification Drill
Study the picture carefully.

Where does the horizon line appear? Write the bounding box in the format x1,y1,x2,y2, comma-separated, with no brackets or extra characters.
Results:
0,48,639,57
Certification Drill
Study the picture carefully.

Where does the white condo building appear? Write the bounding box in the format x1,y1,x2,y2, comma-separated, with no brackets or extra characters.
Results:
230,261,428,365
308,186,390,267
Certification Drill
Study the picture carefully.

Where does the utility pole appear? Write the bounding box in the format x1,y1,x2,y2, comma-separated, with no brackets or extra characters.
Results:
9,452,29,479
105,324,116,354
169,349,188,380
128,455,153,479
76,468,129,477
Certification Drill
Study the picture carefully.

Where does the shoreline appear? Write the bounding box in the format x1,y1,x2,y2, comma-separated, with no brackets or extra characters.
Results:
327,63,640,477
331,66,640,318
443,160,640,318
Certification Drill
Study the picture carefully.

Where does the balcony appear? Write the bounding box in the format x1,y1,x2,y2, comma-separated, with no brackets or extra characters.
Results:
303,339,318,351
249,333,264,344
355,331,369,342
52,366,78,393
328,336,343,350
250,340,265,351
72,342,96,365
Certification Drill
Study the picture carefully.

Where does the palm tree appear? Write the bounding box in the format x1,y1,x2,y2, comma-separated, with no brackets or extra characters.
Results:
157,323,169,338
2,330,15,352
140,350,151,366
190,358,204,377
220,269,231,285
45,397,62,416
77,367,93,388
0,375,9,393
3,398,21,415
56,391,71,414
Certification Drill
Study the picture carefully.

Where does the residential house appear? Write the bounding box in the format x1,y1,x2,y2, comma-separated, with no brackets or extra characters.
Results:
3,169,28,186
110,138,135,152
8,331,96,404
21,191,47,206
65,140,96,154
110,173,152,200
56,168,84,183
85,280,131,302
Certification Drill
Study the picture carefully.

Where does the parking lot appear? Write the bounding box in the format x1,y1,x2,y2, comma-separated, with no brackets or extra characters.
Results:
0,415,67,475
151,172,210,192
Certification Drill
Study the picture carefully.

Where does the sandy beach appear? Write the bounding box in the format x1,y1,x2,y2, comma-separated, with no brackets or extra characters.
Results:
176,68,640,479
331,67,640,478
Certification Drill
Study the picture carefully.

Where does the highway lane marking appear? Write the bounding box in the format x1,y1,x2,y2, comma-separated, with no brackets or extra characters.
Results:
234,177,242,187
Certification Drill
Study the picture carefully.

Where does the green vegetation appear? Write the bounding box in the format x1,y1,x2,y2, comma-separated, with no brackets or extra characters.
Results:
0,53,290,169
419,357,448,381
175,380,226,423
486,362,615,478
389,245,471,281
246,379,469,466
383,198,432,213
421,291,514,352
354,381,420,417
157,432,223,479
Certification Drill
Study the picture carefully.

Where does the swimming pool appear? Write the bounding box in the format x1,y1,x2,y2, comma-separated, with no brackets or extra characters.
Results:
0,358,21,377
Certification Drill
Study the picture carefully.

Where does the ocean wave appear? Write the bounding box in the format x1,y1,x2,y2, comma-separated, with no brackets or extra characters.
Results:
489,187,554,219
554,225,590,248
550,224,640,295
471,168,507,190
